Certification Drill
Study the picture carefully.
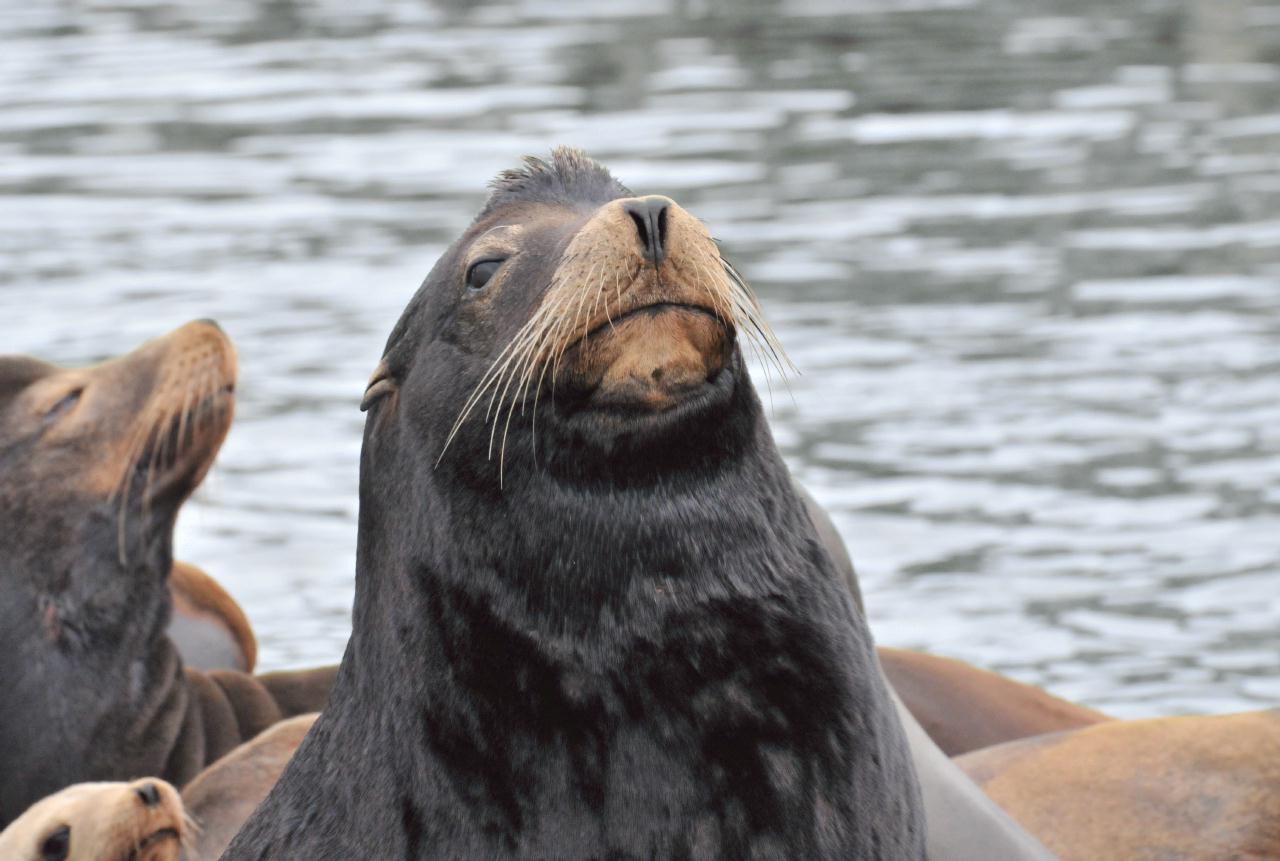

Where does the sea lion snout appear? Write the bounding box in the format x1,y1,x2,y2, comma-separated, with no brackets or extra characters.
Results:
546,197,741,413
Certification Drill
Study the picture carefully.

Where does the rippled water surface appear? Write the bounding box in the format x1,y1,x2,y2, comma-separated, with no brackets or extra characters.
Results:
3,0,1279,717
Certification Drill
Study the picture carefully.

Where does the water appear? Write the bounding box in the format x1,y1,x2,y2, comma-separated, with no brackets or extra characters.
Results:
2,0,1279,718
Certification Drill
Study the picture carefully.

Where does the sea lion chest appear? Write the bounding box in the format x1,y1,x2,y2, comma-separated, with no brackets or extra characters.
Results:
389,584,920,860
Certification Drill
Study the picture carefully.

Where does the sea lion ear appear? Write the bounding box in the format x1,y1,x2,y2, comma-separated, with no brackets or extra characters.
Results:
360,360,397,412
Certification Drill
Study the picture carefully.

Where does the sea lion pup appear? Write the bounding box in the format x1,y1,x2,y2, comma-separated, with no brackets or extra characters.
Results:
877,647,1109,756
168,560,258,673
0,322,333,829
225,147,927,859
957,709,1280,861
0,779,188,861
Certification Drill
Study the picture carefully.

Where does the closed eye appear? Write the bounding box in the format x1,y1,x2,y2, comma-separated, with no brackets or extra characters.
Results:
44,389,82,422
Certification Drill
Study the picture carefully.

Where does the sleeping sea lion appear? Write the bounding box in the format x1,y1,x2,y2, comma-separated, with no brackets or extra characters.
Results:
877,647,1109,756
0,779,187,861
168,560,257,673
957,709,1280,860
0,322,333,828
224,148,929,858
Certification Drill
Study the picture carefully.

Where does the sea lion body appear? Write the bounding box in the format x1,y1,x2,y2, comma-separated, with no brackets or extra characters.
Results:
958,709,1280,861
226,149,927,859
879,647,1109,756
0,323,331,828
182,713,318,860
168,560,257,673
0,778,187,861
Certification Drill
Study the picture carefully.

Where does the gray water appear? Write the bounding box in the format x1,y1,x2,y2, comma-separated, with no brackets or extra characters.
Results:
3,0,1279,718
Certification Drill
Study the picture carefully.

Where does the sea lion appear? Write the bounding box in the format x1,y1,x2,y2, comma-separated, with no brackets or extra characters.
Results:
957,709,1280,860
224,148,928,859
0,322,333,828
878,647,1110,756
168,560,257,673
181,713,319,861
0,778,188,861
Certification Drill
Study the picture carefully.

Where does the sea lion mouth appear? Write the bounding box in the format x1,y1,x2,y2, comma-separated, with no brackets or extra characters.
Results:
111,321,238,521
131,383,235,505
558,302,733,415
124,826,181,861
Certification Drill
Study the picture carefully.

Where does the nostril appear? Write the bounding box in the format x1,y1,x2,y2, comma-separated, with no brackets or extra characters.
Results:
623,196,672,268
628,209,650,255
136,783,161,808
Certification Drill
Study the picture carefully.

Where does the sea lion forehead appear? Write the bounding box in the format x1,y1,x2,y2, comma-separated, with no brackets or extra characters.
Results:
0,357,58,406
477,147,631,220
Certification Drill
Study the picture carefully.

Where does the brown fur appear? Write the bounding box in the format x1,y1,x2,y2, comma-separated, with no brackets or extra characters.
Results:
182,714,318,860
0,779,187,861
168,561,257,673
879,647,1110,756
958,709,1280,860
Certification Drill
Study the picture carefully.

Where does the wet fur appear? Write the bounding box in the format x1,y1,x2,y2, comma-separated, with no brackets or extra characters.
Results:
0,326,332,828
226,150,925,859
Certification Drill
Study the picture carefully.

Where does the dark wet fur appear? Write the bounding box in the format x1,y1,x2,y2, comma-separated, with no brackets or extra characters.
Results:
0,356,183,826
224,151,926,860
0,340,333,829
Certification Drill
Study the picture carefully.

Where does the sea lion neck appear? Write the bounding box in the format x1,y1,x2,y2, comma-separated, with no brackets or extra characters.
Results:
357,353,784,643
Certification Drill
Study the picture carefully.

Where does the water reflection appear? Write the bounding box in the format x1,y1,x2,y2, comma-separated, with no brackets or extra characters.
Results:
2,0,1278,718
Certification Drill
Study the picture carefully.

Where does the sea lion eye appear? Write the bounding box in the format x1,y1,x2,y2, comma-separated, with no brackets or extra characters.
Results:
44,388,82,422
465,258,504,292
39,825,70,861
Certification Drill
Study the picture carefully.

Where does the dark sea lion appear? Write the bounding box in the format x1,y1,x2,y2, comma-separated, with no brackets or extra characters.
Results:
878,646,1110,756
957,709,1280,860
225,148,927,859
168,560,257,673
0,778,188,861
0,322,333,829
181,713,318,861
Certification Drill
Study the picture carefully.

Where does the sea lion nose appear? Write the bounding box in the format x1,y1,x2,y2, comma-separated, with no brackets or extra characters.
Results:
136,783,161,808
622,196,671,268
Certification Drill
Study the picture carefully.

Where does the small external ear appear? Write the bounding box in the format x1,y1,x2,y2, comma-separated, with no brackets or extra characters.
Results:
360,360,397,412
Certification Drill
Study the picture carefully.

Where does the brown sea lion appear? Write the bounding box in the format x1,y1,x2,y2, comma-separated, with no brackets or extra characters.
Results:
957,709,1280,861
0,778,188,861
181,713,318,860
878,646,1110,756
0,322,333,829
224,148,930,859
168,560,257,673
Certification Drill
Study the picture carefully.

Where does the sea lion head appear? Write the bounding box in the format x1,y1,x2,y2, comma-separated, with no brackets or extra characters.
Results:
0,779,188,861
0,320,235,622
0,321,234,825
361,146,786,487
